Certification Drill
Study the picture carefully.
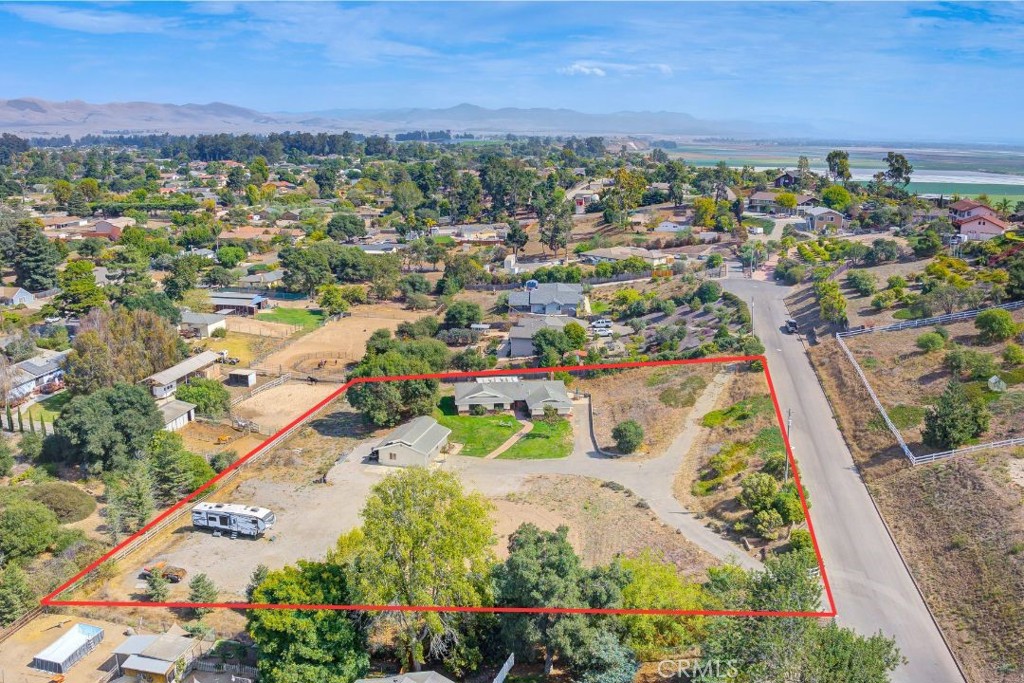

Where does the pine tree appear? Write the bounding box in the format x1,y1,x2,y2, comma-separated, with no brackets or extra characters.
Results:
922,380,990,449
0,564,36,627
147,432,191,505
188,573,219,618
117,462,155,532
146,573,170,602
13,223,61,291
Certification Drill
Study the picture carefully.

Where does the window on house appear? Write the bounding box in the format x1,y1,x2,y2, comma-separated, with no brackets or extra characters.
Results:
389,453,396,460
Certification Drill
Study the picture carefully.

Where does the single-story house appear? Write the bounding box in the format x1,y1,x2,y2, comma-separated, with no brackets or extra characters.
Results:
158,399,197,432
218,225,304,243
142,350,221,399
111,628,204,683
747,191,815,215
508,283,586,316
804,206,846,233
371,415,451,468
208,290,269,315
180,311,227,338
455,223,506,242
509,316,569,358
655,220,687,233
958,214,1012,241
454,378,573,417
41,215,90,231
90,217,132,240
580,246,672,268
949,199,999,224
354,242,406,255
0,286,35,307
9,349,70,401
239,268,285,288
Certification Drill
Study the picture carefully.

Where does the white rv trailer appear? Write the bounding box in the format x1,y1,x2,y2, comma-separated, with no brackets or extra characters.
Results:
191,502,276,537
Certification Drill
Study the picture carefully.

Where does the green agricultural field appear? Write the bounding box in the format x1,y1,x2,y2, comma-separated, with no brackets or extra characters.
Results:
498,417,573,460
434,397,521,457
256,307,326,330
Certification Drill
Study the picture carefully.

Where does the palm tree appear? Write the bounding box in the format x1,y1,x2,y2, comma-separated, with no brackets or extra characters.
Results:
994,198,1012,217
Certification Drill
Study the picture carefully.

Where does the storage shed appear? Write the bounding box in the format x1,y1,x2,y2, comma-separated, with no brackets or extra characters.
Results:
228,369,257,387
31,623,104,674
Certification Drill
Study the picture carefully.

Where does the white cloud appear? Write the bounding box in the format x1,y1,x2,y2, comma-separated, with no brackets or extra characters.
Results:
3,4,176,34
560,62,607,77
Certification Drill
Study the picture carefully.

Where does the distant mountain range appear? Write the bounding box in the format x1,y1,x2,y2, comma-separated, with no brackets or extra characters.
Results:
0,97,803,139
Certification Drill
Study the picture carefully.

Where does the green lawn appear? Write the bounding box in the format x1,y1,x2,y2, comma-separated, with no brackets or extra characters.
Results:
498,417,573,460
434,397,521,457
256,307,326,330
25,392,72,422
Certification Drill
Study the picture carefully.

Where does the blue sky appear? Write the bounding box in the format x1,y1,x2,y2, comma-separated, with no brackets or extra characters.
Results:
1,2,1023,142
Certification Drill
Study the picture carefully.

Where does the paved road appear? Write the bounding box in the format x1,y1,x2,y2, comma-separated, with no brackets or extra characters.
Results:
723,277,964,683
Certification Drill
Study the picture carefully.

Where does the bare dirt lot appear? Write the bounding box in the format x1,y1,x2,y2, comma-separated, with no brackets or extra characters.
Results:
575,363,718,457
503,475,716,580
258,303,431,374
230,379,339,432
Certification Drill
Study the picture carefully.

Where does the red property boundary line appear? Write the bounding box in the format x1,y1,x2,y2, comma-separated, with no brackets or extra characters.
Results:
43,356,837,618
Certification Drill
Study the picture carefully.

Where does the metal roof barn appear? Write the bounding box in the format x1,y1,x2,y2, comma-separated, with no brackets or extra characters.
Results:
30,623,104,674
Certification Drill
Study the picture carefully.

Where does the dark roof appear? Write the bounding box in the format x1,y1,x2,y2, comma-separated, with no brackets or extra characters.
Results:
509,316,569,340
508,283,583,309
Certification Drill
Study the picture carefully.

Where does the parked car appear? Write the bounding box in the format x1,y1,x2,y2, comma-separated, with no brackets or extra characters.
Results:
594,328,614,337
785,319,799,334
592,318,613,328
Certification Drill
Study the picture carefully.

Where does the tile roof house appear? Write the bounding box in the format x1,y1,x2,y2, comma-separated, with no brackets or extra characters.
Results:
958,213,1012,241
949,199,1000,225
508,283,586,316
454,378,573,417
218,225,304,243
89,217,132,240
371,415,451,468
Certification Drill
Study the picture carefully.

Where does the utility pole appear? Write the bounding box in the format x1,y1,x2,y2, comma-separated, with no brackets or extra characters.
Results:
784,408,792,484
750,298,755,331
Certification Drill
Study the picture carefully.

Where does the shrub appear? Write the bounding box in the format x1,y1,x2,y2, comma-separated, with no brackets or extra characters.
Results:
916,332,945,353
18,432,43,461
738,472,779,512
975,309,1019,343
0,499,59,560
694,281,722,304
1003,343,1024,366
435,328,481,346
612,420,644,454
25,482,97,523
469,404,488,416
753,508,784,540
210,450,237,473
846,271,877,297
211,327,228,338
761,451,788,478
789,529,813,551
772,489,806,525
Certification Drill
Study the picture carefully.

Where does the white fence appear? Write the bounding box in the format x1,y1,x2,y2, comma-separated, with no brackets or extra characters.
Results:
194,660,258,678
229,373,292,407
834,301,1024,465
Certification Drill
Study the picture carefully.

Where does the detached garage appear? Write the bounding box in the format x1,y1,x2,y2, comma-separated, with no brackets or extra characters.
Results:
31,623,104,674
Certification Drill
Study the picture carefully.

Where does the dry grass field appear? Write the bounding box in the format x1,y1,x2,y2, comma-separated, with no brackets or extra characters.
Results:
809,336,1024,682
575,363,718,457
